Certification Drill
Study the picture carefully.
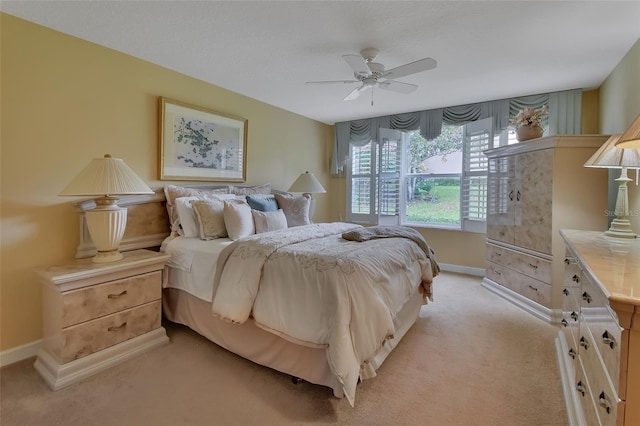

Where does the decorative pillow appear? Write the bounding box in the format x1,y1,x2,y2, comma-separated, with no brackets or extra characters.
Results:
164,185,230,230
190,199,228,240
252,209,288,234
174,196,201,237
230,183,271,196
246,194,279,212
223,200,255,240
274,193,311,227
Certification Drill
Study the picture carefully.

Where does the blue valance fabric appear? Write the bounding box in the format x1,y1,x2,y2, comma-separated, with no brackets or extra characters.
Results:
332,89,582,174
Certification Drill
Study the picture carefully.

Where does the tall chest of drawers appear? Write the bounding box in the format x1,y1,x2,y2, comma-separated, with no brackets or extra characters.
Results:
482,135,608,324
34,249,170,390
557,230,640,426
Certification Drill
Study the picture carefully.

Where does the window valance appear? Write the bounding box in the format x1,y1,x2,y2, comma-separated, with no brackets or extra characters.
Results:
332,89,582,174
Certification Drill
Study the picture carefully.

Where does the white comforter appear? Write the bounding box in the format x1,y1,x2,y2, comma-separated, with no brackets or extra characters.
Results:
211,222,435,406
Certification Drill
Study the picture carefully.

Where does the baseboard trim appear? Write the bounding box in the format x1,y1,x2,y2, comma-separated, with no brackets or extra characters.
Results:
481,277,562,325
0,339,41,367
439,263,485,277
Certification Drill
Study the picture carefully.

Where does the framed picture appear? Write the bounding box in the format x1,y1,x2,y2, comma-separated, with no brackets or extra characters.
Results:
159,97,247,182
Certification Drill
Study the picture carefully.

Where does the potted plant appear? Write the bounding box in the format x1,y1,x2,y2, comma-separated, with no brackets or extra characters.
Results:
510,105,549,142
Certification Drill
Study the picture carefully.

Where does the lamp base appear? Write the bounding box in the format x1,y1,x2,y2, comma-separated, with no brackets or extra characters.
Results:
85,198,128,263
605,218,637,239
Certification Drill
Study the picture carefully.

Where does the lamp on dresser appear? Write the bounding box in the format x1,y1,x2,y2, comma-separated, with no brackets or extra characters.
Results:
288,171,326,219
615,113,640,148
584,134,640,238
59,154,154,263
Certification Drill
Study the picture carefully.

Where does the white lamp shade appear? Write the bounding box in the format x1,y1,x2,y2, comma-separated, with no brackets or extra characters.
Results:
60,154,153,196
616,114,640,149
288,171,326,194
584,134,640,169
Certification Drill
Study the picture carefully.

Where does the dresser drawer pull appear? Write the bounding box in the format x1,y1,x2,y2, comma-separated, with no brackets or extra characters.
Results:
493,269,502,276
508,190,514,201
568,348,576,359
495,252,502,257
601,331,617,350
598,391,612,414
528,263,538,270
579,336,589,350
564,258,571,265
575,381,586,397
572,274,580,283
562,288,569,296
107,322,128,332
108,290,128,299
570,311,578,322
561,319,568,328
582,292,592,303
516,190,521,202
528,285,538,292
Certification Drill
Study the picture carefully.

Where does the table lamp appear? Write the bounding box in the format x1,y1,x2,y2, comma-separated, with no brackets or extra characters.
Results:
288,171,326,219
59,154,154,263
615,113,640,148
584,134,640,238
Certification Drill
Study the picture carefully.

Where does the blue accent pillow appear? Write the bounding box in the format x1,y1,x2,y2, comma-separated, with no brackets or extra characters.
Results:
246,195,279,212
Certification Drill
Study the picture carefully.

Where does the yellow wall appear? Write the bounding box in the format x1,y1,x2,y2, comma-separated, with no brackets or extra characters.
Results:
599,39,640,232
0,14,333,351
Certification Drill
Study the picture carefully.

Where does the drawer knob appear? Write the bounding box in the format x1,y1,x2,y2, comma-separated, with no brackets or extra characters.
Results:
568,348,576,359
598,391,612,414
579,336,589,350
107,322,128,332
582,292,592,304
108,290,128,299
561,319,568,328
562,288,570,296
564,258,571,265
575,381,586,397
601,331,617,350
572,274,580,283
570,311,578,322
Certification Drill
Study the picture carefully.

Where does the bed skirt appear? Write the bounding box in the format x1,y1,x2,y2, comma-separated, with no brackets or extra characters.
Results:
162,287,424,399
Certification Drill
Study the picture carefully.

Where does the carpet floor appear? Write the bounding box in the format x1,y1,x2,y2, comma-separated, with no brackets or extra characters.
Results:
0,272,568,426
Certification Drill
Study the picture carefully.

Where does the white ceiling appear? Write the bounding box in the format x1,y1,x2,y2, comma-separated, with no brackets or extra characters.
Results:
2,1,639,125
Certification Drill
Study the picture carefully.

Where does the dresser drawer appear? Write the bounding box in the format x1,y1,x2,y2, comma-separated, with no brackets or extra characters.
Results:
61,300,161,363
486,261,551,307
575,358,602,426
487,244,552,283
582,306,623,394
62,271,162,327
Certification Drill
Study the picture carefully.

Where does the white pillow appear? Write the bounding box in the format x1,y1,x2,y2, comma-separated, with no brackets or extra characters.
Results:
223,200,255,240
174,196,200,237
274,193,311,227
190,199,228,240
252,209,288,234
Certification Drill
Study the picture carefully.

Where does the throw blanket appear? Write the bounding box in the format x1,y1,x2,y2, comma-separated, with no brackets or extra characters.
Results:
342,225,441,277
210,222,436,406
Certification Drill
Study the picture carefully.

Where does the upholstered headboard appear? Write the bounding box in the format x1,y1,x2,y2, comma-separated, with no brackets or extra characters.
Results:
73,185,290,259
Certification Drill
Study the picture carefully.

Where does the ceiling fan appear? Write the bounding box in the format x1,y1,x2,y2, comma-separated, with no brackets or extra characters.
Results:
305,48,437,104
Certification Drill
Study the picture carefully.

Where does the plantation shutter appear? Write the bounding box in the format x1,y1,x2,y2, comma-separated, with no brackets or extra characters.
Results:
346,140,377,224
461,117,493,233
377,129,403,225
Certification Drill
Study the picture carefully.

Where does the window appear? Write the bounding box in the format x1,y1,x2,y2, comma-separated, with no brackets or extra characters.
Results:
346,117,494,232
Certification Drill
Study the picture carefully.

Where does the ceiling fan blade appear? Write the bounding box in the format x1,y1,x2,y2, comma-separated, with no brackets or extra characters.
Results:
342,54,370,77
344,85,370,101
305,80,359,85
382,57,437,80
378,80,418,94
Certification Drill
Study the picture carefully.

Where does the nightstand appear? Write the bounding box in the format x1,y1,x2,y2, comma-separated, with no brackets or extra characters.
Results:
34,249,171,390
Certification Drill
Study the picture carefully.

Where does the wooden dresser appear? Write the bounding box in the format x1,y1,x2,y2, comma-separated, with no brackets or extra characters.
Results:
34,249,170,390
557,230,640,426
482,135,608,324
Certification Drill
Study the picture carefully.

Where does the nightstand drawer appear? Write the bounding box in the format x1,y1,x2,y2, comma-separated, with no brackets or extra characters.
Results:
62,271,161,327
61,300,161,362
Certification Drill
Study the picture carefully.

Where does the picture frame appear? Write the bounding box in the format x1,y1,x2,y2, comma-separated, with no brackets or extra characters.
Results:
158,97,247,182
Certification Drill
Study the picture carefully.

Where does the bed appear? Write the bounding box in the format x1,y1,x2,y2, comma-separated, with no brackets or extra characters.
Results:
73,184,440,406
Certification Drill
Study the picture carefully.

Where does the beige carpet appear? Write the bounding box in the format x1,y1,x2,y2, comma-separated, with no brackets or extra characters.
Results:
1,272,568,426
